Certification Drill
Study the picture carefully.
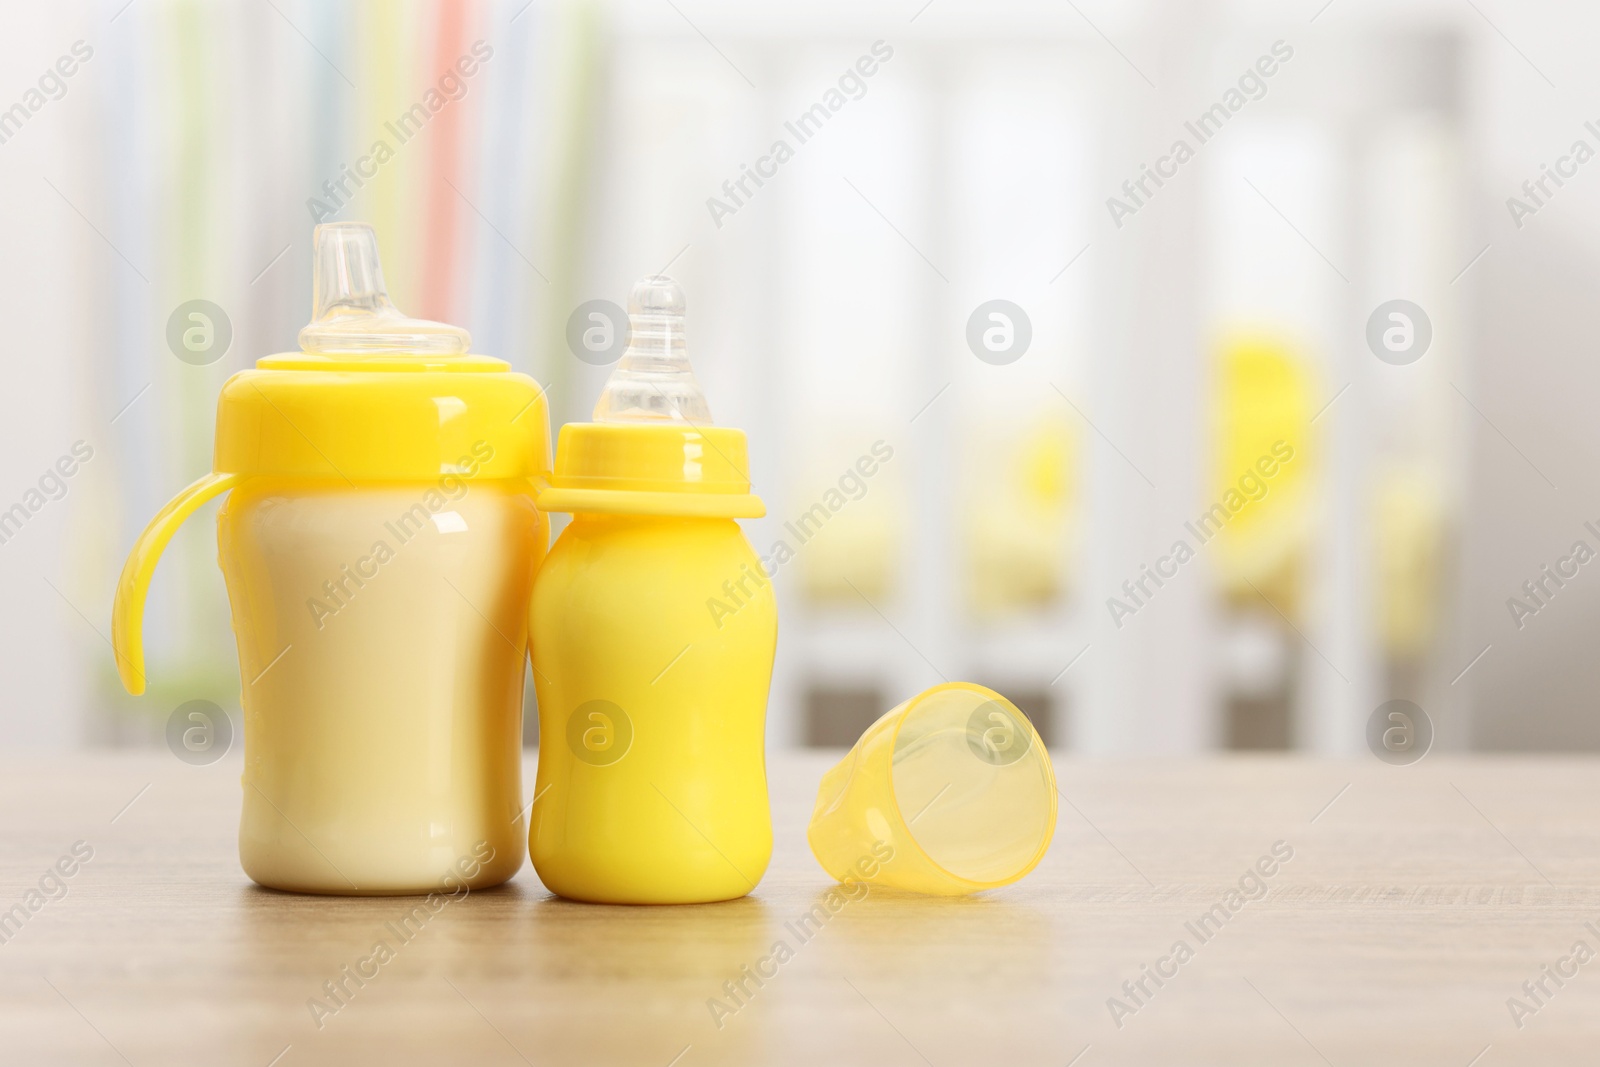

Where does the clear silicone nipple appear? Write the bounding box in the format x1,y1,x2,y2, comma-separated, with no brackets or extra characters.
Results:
297,222,471,356
592,275,713,423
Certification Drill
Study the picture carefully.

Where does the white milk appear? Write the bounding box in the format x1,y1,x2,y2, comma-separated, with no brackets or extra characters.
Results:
218,479,540,894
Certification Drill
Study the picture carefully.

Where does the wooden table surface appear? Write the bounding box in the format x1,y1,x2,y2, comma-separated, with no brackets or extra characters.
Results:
2,750,1598,1065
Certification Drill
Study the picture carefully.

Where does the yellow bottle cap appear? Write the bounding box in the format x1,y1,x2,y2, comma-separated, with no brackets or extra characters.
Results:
213,360,549,482
111,223,551,694
808,683,1058,895
537,423,762,517
537,276,762,518
220,222,549,481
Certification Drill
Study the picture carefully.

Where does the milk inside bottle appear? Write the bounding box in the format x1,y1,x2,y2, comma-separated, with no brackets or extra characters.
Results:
112,222,551,894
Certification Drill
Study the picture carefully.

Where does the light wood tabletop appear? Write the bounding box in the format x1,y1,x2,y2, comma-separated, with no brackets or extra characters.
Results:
2,750,1598,1065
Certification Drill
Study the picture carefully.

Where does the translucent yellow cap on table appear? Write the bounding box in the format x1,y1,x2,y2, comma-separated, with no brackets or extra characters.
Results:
807,683,1057,895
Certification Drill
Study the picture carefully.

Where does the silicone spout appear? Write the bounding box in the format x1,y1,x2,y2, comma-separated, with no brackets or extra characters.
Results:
592,275,713,423
297,222,471,356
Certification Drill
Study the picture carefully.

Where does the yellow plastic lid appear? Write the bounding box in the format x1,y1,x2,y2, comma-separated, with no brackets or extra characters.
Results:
216,223,550,481
111,223,551,695
538,422,762,517
536,276,762,519
213,360,550,482
808,683,1058,895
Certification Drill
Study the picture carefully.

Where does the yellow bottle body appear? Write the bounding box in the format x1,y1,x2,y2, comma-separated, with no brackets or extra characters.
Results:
218,478,544,894
529,514,776,903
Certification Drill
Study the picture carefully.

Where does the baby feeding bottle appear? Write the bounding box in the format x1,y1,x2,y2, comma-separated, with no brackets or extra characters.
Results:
111,222,551,895
528,276,777,904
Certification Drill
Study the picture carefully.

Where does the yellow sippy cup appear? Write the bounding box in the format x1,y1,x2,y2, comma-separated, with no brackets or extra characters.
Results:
111,222,551,895
808,683,1057,895
528,276,776,904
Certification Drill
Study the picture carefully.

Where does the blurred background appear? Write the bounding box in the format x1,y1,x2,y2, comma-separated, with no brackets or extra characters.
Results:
3,0,1596,753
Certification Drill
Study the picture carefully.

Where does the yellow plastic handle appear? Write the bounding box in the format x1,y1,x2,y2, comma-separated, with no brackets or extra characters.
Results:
111,472,240,695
